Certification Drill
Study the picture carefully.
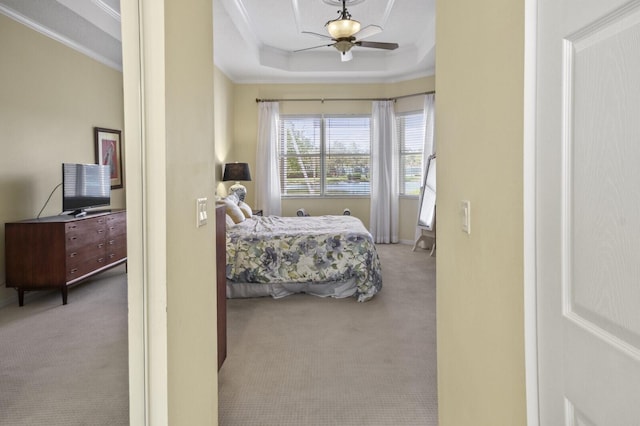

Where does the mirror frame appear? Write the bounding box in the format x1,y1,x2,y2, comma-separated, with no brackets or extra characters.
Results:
417,154,436,230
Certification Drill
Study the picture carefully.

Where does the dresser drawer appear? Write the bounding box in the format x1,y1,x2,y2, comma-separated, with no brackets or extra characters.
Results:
66,254,108,281
107,235,127,251
66,262,92,281
107,248,127,263
106,213,126,236
107,234,126,262
67,244,107,268
66,220,108,250
65,216,107,233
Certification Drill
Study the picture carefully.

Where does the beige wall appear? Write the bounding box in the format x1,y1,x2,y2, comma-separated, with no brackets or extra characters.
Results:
214,67,235,197
0,14,125,307
122,0,219,423
165,0,219,423
435,0,526,425
228,76,434,242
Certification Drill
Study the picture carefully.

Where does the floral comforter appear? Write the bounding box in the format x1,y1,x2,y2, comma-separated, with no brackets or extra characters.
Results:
226,215,382,302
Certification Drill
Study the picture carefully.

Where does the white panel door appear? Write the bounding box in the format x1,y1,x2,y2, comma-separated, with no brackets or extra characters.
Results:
537,0,640,424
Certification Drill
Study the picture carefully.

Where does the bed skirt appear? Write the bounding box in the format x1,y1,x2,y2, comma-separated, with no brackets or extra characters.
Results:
226,278,359,300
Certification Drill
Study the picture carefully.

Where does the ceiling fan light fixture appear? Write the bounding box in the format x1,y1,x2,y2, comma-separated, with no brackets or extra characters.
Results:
295,0,398,62
326,18,361,39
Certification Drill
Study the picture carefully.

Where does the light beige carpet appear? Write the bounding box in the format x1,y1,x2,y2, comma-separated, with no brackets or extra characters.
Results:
0,265,129,426
219,243,438,426
0,243,437,426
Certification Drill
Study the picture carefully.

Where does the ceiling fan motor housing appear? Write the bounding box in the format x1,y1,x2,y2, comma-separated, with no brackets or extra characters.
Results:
334,39,355,52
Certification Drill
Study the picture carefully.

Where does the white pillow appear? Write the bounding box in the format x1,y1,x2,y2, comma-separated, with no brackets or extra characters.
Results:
225,214,236,229
223,197,245,223
226,192,239,205
238,201,253,218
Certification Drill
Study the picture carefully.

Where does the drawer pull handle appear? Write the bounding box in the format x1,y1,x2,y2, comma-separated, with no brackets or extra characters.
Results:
98,243,104,248
97,258,105,263
97,229,104,234
109,240,115,245
70,268,78,274
70,236,77,241
109,254,115,259
70,252,77,258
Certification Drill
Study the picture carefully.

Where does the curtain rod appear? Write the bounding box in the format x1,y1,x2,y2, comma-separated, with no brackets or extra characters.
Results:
255,90,434,103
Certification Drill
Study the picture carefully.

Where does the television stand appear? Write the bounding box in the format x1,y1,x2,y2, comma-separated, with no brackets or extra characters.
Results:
5,210,127,306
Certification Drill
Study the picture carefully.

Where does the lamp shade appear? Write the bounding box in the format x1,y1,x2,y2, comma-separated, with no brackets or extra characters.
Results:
222,163,252,182
326,18,361,39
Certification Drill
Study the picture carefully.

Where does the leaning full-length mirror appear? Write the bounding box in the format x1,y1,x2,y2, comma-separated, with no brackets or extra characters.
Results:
417,155,436,230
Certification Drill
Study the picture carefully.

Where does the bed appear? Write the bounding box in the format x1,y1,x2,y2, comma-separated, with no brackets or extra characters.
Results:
225,214,382,302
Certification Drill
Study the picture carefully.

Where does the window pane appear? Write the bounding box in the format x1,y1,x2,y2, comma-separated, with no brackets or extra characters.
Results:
325,116,370,196
398,112,426,195
326,116,371,155
281,155,321,195
401,153,423,196
279,114,371,197
280,116,322,196
281,116,321,155
325,154,370,196
400,113,425,153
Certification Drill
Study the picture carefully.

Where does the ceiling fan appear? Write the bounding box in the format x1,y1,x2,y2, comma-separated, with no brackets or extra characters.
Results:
295,0,399,62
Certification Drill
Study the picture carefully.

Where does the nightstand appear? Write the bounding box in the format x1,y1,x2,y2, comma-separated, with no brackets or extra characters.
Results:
252,209,263,216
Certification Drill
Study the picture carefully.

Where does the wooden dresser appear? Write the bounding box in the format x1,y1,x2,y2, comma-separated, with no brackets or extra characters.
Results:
5,210,127,306
216,205,227,370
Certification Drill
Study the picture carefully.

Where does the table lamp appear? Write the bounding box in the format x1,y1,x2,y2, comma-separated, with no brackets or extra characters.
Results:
222,162,252,202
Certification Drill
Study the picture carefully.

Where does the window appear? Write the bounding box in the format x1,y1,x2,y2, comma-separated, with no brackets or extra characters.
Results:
397,111,426,196
279,115,371,196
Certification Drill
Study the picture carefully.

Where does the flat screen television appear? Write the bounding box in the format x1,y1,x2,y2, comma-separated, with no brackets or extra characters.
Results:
62,163,111,217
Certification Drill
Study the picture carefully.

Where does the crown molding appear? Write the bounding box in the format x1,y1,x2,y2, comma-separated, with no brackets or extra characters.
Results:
380,0,395,27
93,0,120,22
0,4,122,71
222,0,261,48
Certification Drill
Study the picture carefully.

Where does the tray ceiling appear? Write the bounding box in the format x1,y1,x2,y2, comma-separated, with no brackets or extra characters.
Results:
215,0,435,83
0,0,435,84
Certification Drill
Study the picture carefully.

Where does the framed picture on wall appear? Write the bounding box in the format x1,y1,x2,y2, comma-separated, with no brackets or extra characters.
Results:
94,127,123,189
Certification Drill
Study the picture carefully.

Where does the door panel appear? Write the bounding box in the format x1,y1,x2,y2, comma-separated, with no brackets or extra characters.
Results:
567,3,640,354
537,0,640,424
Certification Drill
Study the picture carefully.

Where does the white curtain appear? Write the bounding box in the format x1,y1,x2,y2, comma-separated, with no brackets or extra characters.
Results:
370,100,399,243
255,102,281,216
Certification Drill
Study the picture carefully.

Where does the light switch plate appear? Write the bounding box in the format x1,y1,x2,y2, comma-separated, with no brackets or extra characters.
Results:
196,198,208,227
461,200,471,234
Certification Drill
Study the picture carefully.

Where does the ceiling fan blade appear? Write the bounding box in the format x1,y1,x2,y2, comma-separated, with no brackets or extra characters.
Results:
352,25,382,40
355,41,399,50
340,50,353,62
301,31,334,40
294,43,335,53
